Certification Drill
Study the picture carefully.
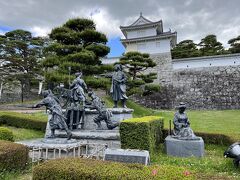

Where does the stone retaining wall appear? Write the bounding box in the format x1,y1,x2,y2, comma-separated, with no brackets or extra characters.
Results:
135,53,240,110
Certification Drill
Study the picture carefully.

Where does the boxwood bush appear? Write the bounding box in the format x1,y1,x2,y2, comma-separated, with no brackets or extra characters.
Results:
33,158,194,180
120,116,164,153
0,127,14,141
0,140,29,171
162,129,235,145
0,112,47,132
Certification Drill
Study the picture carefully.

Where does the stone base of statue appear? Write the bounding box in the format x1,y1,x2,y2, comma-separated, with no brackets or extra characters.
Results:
165,135,204,157
44,108,133,148
17,108,133,161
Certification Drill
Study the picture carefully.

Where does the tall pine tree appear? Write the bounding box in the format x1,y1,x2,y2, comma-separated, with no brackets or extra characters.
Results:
43,18,110,88
0,30,45,95
171,40,200,59
198,34,225,56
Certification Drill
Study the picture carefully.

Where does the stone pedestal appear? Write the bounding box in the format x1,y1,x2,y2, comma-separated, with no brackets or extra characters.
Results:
82,108,134,130
45,108,134,138
165,135,204,157
17,108,133,160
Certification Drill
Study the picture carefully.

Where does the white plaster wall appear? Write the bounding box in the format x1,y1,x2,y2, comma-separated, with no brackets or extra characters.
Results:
101,57,120,64
127,27,157,39
134,39,171,54
126,43,137,52
173,55,240,69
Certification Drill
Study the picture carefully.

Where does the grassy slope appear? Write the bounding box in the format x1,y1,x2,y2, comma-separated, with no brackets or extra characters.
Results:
103,96,154,117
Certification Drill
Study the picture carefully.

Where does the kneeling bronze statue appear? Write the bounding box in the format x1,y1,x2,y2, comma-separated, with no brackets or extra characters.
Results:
86,91,119,130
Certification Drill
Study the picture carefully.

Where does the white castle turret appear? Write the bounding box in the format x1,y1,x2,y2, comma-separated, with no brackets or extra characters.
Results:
120,12,177,55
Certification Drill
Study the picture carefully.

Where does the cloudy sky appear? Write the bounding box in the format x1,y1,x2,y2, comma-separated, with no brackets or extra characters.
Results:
0,0,240,57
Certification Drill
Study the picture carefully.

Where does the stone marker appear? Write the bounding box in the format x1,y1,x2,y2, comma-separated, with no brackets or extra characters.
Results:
104,148,150,165
165,135,204,157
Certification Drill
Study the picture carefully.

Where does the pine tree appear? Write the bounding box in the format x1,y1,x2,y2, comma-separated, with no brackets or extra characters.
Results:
228,35,240,53
171,40,200,59
43,18,110,88
119,51,159,95
198,34,225,56
0,30,45,99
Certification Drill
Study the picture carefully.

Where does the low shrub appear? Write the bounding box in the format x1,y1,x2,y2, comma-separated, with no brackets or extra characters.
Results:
0,140,29,171
144,84,161,93
0,112,47,132
162,129,235,145
0,127,14,141
32,158,195,180
120,116,164,154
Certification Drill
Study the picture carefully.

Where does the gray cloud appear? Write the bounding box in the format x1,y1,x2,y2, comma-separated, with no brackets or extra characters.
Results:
0,0,240,47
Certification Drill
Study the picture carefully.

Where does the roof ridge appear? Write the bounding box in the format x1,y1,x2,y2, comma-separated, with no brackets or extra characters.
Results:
129,13,153,26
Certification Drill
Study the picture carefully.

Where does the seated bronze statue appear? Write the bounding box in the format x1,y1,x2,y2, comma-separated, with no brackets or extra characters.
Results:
172,102,199,140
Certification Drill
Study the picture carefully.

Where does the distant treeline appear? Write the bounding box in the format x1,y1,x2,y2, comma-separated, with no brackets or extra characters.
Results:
171,34,240,59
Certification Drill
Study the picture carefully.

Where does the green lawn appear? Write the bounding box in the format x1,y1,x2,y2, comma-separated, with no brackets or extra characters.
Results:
152,144,240,179
1,99,240,179
155,110,240,140
2,125,44,141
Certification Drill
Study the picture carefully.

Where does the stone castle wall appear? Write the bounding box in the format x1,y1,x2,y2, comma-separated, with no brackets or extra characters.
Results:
136,53,240,110
171,65,240,109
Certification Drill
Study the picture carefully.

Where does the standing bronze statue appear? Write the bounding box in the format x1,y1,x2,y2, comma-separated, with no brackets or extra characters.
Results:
172,102,199,140
65,72,88,130
86,91,119,130
33,90,72,140
105,64,128,108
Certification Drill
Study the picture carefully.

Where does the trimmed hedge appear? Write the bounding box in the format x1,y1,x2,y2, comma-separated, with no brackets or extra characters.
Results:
0,127,14,141
162,129,235,146
0,140,29,171
33,158,195,180
120,116,164,153
0,112,47,132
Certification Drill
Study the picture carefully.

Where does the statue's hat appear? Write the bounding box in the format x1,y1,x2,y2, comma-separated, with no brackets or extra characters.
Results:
176,102,186,109
75,72,82,76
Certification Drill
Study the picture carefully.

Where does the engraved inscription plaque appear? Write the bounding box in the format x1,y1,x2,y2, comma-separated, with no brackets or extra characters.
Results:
104,148,150,165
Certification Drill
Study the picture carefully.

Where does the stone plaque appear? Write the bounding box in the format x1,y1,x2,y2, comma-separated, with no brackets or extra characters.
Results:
104,148,150,165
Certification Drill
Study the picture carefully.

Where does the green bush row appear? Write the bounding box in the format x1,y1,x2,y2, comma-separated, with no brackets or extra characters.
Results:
120,116,164,154
0,127,14,141
0,112,47,132
32,158,194,180
162,129,235,146
0,140,29,171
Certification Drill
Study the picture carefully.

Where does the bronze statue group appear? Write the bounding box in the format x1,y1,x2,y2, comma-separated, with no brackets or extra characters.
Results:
33,64,128,140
